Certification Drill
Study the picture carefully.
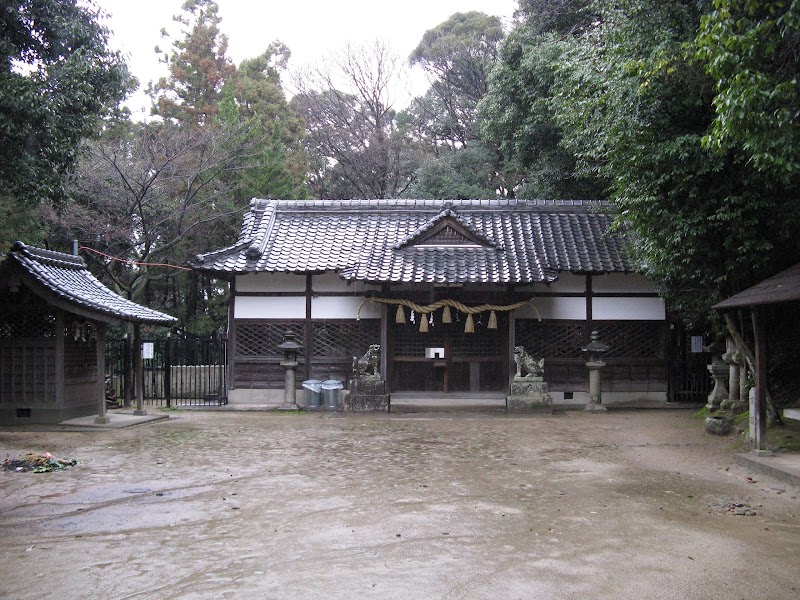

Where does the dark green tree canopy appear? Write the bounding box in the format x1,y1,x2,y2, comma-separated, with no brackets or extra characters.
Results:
0,0,131,231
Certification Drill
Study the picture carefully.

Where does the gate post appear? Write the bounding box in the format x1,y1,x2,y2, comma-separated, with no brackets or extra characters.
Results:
123,332,133,407
164,332,172,408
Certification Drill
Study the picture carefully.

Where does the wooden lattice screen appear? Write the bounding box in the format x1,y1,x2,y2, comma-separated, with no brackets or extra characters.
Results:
515,320,586,359
593,321,665,359
514,320,665,360
64,321,97,380
235,322,304,357
312,321,381,358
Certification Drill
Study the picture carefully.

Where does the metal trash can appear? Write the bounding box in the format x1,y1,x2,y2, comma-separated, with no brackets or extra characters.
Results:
302,379,322,408
321,379,343,410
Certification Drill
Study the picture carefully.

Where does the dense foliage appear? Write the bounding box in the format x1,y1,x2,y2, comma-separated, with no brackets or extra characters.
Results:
0,0,131,248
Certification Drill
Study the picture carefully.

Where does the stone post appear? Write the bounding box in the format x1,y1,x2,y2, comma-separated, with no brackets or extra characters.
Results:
582,331,608,413
278,331,302,411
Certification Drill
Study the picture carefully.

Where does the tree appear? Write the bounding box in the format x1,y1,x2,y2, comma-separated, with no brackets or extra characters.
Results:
0,0,131,248
224,43,308,200
55,119,255,323
696,0,800,178
409,11,504,146
292,41,416,199
149,0,235,127
478,1,604,198
552,0,800,328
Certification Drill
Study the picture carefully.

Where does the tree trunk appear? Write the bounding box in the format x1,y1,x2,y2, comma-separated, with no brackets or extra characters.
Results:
723,311,781,425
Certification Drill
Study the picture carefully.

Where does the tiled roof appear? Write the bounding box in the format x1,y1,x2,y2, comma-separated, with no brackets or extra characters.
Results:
192,199,634,284
6,242,177,325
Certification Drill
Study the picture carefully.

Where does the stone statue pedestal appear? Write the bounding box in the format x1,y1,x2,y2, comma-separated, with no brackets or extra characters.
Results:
345,378,390,412
506,378,552,414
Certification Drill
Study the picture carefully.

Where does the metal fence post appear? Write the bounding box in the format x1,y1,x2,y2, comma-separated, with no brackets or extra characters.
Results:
164,332,172,408
123,333,133,407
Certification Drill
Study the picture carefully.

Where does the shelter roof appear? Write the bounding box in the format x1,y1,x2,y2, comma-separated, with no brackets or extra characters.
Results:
3,242,177,325
714,263,800,309
191,199,635,285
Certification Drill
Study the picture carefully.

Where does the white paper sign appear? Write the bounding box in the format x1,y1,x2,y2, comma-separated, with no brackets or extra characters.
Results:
690,336,704,353
142,342,154,359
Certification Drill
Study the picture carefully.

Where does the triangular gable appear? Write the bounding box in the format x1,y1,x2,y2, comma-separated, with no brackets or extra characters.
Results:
393,205,501,250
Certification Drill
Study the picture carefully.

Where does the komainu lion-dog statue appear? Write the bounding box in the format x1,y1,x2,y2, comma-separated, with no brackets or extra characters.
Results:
353,344,381,379
513,346,544,380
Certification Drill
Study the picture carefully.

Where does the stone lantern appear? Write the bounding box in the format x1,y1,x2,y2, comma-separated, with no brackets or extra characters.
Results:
278,331,302,411
582,330,609,412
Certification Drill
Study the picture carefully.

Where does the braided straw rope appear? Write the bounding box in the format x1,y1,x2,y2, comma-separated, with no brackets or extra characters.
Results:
356,297,541,321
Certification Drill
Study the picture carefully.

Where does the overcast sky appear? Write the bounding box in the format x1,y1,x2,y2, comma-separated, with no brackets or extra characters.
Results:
95,0,519,118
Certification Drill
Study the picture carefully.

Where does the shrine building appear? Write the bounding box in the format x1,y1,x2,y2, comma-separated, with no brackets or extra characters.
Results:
191,199,667,406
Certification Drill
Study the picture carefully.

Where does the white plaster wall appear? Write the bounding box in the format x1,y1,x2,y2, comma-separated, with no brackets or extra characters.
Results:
234,296,305,319
518,273,587,294
236,272,306,292
592,297,665,320
312,272,380,293
592,272,658,294
311,296,381,319
515,296,586,320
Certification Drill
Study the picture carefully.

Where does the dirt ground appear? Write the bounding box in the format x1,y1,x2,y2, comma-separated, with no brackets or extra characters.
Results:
1,408,798,600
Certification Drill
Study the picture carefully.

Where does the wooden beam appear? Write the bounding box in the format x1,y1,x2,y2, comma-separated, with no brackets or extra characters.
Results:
751,307,771,455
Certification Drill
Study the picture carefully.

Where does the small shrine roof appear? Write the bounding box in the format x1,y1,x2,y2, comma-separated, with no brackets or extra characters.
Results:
192,199,635,284
4,242,177,325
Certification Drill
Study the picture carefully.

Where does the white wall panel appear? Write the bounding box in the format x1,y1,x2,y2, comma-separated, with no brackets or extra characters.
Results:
515,296,586,320
311,296,380,319
235,272,306,293
234,296,305,319
592,297,665,320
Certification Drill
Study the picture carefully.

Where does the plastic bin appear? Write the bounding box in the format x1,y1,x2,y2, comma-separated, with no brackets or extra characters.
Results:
302,379,322,408
321,379,343,410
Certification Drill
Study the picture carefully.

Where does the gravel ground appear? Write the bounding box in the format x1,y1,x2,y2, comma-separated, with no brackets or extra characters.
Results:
0,408,798,600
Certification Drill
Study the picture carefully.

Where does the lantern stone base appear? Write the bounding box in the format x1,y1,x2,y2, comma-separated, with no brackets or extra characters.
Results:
345,378,390,412
506,380,553,413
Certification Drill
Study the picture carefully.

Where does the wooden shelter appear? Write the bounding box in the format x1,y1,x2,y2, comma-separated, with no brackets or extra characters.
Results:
715,263,800,453
0,242,176,425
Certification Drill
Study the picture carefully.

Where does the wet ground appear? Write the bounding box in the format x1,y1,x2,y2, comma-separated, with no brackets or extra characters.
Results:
1,409,798,599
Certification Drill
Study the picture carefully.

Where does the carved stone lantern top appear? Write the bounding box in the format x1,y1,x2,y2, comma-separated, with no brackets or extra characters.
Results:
278,331,302,364
582,330,609,363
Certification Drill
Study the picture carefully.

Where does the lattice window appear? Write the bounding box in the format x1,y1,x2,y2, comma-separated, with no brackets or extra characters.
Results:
451,325,503,357
313,321,381,358
515,320,665,360
0,288,56,338
236,322,304,357
515,321,586,359
594,321,665,359
393,324,446,357
64,322,97,379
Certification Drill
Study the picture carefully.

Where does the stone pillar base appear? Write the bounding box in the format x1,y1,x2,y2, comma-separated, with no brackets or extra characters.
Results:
506,379,553,413
345,378,390,412
584,402,608,413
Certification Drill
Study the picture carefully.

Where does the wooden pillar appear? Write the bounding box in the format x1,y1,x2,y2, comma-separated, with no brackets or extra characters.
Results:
54,310,65,407
751,308,771,455
94,322,111,424
305,274,313,380
133,321,147,416
227,278,236,393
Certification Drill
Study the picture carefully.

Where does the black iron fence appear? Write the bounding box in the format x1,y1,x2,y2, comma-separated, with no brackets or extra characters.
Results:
107,334,227,407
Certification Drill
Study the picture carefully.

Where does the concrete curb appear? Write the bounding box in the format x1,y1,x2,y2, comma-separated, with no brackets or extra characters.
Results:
734,452,800,486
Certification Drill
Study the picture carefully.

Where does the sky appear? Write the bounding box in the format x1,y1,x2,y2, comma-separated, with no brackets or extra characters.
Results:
95,0,519,118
